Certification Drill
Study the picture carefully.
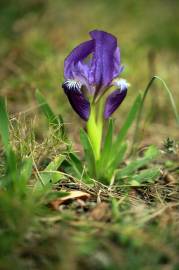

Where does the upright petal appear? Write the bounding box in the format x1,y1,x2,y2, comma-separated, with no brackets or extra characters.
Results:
64,40,94,79
75,61,89,80
113,47,123,78
89,30,118,88
62,80,90,121
104,88,127,119
71,61,95,94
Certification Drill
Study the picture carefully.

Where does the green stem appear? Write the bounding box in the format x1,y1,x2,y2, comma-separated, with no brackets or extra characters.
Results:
87,102,103,161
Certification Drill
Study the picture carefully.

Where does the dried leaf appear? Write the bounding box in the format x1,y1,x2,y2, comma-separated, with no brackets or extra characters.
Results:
163,173,176,184
50,190,91,210
90,202,110,221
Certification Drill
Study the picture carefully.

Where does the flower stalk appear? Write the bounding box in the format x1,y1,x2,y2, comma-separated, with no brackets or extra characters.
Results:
87,101,103,161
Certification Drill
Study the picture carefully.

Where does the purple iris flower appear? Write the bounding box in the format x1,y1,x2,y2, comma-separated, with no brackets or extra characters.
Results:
62,30,128,121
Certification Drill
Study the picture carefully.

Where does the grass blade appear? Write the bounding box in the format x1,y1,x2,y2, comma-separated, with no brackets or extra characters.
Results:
116,145,159,179
20,158,33,183
154,76,179,124
132,76,179,152
80,129,96,177
68,152,84,178
18,158,33,192
35,89,65,133
130,168,160,186
110,94,141,162
0,97,10,152
107,142,127,179
34,155,65,190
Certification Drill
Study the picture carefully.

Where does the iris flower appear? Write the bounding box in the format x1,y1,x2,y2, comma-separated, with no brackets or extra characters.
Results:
62,30,129,160
62,30,129,121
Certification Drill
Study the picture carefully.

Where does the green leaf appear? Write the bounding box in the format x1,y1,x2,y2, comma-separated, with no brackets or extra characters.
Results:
58,114,65,137
80,129,96,177
0,98,33,193
0,97,9,152
68,152,84,178
116,145,159,179
107,142,128,179
154,76,179,125
35,89,65,133
66,152,93,183
130,168,160,186
40,171,63,183
98,118,114,172
5,148,19,190
0,99,21,189
36,89,58,125
17,157,33,192
112,94,142,155
34,155,65,190
20,158,33,185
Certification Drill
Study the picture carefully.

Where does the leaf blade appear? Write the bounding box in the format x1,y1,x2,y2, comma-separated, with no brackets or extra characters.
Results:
0,97,10,152
98,118,114,173
107,142,128,179
130,168,160,186
80,129,96,177
68,152,84,178
112,94,142,155
116,145,159,179
34,155,65,190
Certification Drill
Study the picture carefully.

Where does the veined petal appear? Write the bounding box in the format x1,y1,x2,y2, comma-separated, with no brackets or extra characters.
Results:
64,40,94,79
113,47,123,78
62,80,90,121
89,30,118,88
104,88,127,119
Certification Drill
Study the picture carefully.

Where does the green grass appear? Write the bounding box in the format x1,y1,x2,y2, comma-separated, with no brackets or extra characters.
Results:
0,1,179,269
0,88,178,270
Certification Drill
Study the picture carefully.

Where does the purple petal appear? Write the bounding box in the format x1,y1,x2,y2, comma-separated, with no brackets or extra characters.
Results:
64,40,94,79
113,47,123,78
104,88,127,119
76,61,89,80
89,30,118,88
71,61,94,94
62,80,90,121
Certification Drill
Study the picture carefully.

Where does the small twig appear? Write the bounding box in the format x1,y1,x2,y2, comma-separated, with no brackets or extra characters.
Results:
141,202,179,224
97,189,102,204
31,153,45,187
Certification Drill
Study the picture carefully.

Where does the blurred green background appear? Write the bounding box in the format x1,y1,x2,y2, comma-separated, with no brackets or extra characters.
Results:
0,0,179,141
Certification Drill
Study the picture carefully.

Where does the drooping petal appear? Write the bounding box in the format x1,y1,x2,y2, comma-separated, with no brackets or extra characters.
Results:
64,40,94,79
89,30,118,88
104,88,127,119
62,80,90,121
